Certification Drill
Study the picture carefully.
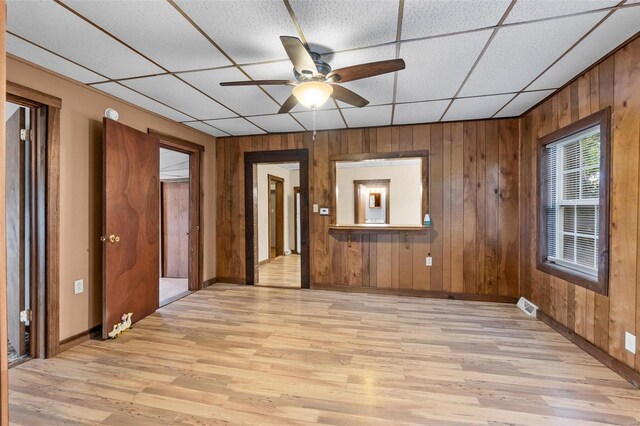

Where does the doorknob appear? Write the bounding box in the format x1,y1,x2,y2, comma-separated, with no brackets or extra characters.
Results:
100,235,120,243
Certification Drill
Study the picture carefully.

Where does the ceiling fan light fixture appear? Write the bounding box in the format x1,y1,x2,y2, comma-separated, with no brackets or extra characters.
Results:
292,81,333,109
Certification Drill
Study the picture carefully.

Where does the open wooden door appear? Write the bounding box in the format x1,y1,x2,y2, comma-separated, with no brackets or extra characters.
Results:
161,181,189,278
102,118,159,339
6,106,26,356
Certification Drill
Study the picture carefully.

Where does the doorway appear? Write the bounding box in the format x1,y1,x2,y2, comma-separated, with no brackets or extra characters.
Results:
244,149,310,289
159,148,191,306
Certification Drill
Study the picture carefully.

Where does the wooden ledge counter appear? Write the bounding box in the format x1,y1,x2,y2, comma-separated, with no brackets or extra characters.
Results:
328,224,431,234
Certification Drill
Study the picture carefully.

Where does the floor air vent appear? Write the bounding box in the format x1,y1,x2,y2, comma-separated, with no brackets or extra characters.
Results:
517,297,538,318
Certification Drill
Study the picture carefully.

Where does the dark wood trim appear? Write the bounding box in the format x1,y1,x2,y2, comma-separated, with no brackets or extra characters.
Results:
267,174,285,259
311,284,518,303
258,258,272,267
293,186,300,254
7,83,61,359
330,150,429,162
537,310,640,389
58,325,100,353
244,149,310,289
6,81,62,109
353,179,391,224
152,129,204,293
201,277,217,288
215,277,247,285
536,107,611,295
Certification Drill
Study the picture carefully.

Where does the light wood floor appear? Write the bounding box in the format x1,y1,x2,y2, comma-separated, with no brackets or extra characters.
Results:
8,284,640,425
257,254,301,288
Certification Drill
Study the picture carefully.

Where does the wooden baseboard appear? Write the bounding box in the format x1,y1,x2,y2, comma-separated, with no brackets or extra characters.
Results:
58,325,101,353
214,277,247,285
202,277,217,288
310,284,518,303
537,310,640,389
258,258,271,266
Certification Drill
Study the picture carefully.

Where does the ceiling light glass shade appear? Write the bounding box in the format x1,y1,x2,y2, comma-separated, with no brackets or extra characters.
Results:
292,81,333,108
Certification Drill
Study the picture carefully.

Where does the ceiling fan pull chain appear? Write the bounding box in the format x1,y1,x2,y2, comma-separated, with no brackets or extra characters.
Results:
312,106,317,143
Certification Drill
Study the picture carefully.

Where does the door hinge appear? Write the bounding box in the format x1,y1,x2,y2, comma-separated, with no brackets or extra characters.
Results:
20,129,33,142
20,309,33,323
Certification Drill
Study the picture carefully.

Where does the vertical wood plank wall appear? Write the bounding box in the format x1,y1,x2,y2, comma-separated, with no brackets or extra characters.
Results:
520,37,640,374
217,119,520,298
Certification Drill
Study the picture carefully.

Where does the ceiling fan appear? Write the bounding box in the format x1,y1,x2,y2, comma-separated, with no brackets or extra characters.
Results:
220,36,406,113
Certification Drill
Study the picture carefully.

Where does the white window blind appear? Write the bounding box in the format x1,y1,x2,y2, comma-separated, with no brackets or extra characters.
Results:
542,126,600,277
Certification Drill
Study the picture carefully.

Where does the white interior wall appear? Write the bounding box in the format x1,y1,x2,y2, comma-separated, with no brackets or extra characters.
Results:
336,162,422,225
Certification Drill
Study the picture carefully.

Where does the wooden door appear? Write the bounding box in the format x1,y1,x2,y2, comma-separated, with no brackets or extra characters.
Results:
6,107,26,356
102,118,159,339
162,181,189,278
275,180,284,256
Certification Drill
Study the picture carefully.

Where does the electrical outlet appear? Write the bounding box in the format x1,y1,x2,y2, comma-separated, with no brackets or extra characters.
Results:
319,207,330,216
625,332,636,354
74,279,84,295
313,204,319,213
426,256,432,266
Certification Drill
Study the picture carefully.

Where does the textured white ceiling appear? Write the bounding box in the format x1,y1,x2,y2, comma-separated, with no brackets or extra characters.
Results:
6,0,638,136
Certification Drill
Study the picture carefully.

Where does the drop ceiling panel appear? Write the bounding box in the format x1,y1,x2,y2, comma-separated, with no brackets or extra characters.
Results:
329,45,397,107
204,118,265,135
7,0,162,79
530,6,640,91
393,100,450,125
342,105,392,128
396,30,492,102
241,60,297,106
292,109,345,131
183,121,228,137
443,94,513,121
65,0,230,72
290,0,398,54
505,0,618,24
93,82,193,122
174,0,297,64
402,0,510,39
247,114,305,133
494,90,554,117
179,67,280,116
459,12,607,97
7,33,104,83
123,75,235,120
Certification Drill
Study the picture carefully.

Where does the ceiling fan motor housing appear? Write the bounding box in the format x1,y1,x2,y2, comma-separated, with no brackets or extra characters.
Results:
294,52,332,80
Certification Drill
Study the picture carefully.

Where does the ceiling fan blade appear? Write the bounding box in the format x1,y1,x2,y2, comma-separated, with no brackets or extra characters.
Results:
278,94,298,114
330,85,369,108
220,80,294,87
280,36,318,76
327,59,406,83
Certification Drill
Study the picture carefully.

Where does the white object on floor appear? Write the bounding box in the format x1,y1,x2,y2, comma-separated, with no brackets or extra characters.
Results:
108,323,122,339
517,297,538,318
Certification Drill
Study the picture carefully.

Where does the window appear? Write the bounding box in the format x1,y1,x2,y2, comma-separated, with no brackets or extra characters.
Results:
537,108,610,295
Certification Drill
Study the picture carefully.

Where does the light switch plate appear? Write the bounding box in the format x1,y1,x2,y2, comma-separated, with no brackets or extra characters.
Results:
625,332,636,354
313,204,319,213
74,279,84,295
319,207,330,216
426,256,432,266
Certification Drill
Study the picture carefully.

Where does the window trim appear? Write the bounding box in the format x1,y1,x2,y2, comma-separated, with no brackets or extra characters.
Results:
536,107,611,295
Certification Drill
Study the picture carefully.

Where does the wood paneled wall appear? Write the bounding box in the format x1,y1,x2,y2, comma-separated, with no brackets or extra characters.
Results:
520,37,640,373
217,119,520,299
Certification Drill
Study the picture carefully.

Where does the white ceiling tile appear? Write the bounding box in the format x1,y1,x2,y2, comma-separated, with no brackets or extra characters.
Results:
247,114,305,133
329,45,397,107
183,121,228,137
494,90,554,117
290,0,398,54
505,0,618,24
204,118,265,136
179,67,280,116
7,33,104,83
93,82,193,122
123,75,235,120
393,100,450,125
64,0,230,72
402,0,510,39
396,30,492,102
530,6,640,91
174,0,297,64
241,60,297,105
459,12,607,97
443,94,514,121
291,109,345,130
342,105,392,128
7,0,162,79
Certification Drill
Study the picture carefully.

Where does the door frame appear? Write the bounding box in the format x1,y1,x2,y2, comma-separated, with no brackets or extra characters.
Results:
353,179,391,224
149,129,204,292
293,186,300,254
267,174,284,259
244,149,310,288
6,82,62,360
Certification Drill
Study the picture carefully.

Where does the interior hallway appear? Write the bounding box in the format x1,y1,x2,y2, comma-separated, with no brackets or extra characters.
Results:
8,284,640,425
257,254,301,288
